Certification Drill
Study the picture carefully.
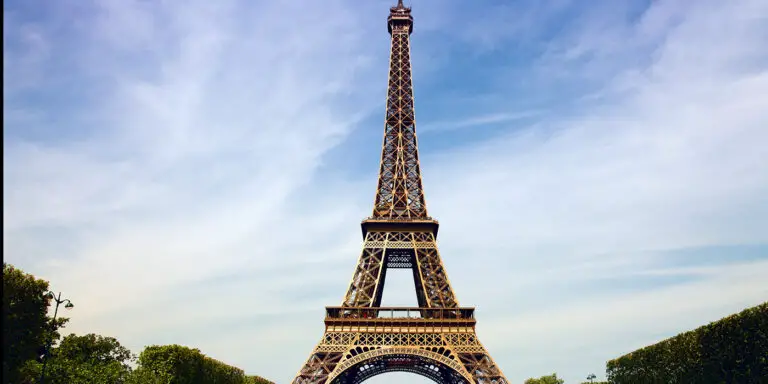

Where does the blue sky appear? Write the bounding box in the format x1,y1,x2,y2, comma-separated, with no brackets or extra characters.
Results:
4,0,768,383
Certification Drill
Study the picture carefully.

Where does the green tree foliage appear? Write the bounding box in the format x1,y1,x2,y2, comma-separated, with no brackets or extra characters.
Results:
607,302,768,384
34,333,134,384
524,373,565,384
245,375,275,384
124,366,166,384
136,344,261,384
2,263,69,384
3,264,274,384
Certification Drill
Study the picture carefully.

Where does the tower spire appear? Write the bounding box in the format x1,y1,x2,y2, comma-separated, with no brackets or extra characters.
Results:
375,0,422,220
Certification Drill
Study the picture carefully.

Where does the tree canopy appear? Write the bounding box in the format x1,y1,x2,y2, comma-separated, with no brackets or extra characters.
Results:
35,333,134,384
2,264,275,383
524,373,565,384
3,263,69,384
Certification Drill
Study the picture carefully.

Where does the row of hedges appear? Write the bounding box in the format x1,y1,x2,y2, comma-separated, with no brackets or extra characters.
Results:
606,302,768,384
139,345,271,384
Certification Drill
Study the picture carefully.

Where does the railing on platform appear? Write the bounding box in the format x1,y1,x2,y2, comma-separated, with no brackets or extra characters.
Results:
325,307,475,320
362,217,438,223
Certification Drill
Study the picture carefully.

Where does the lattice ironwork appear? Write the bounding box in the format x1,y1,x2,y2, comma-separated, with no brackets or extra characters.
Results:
330,348,472,383
293,329,507,383
457,353,509,384
372,0,426,221
291,1,509,383
343,231,457,308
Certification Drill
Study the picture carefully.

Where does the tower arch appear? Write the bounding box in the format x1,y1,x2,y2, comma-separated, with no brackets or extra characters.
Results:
328,348,472,384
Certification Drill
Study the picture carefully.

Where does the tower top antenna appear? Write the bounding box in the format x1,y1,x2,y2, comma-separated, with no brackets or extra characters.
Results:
392,0,409,12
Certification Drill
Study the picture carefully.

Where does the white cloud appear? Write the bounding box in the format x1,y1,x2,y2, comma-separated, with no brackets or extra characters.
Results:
414,0,768,382
4,0,768,384
419,110,543,133
4,0,382,377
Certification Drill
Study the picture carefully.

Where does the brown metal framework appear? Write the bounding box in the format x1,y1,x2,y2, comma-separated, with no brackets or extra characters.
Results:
291,2,510,383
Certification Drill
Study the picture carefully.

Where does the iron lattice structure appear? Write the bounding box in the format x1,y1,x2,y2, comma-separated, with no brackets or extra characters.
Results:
291,2,510,383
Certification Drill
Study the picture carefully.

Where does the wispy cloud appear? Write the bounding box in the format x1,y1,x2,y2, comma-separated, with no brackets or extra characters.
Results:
4,0,383,375
419,110,542,133
4,0,768,383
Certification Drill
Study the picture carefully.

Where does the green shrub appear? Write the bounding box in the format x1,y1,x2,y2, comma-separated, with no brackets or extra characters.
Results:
607,302,768,384
137,344,260,384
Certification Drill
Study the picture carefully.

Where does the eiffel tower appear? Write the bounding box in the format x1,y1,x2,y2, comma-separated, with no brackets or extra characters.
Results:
291,2,510,383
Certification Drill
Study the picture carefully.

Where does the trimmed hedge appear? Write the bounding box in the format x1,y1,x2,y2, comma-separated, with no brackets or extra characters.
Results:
606,302,768,384
138,344,269,384
246,375,274,384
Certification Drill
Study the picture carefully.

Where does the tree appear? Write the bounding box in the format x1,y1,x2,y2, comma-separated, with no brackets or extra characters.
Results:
25,333,134,384
2,263,69,384
245,375,275,384
137,344,257,384
524,373,565,384
124,367,165,384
